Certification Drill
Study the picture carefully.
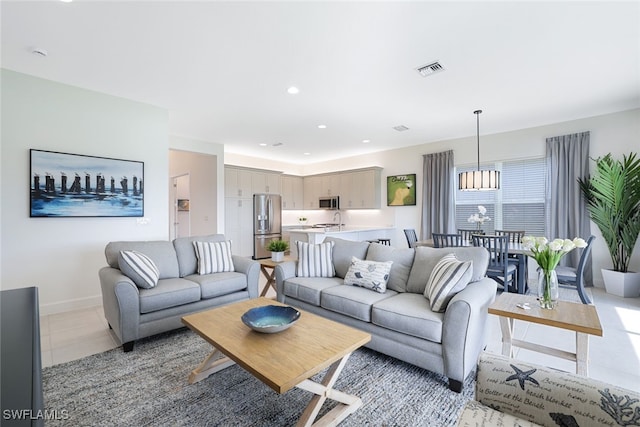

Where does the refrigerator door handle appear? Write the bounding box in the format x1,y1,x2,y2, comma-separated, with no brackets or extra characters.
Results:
267,197,273,234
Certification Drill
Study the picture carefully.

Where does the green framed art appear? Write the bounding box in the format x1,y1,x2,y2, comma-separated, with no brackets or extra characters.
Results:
387,174,416,206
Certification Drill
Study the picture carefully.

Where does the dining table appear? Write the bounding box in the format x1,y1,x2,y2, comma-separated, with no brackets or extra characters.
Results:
415,238,530,294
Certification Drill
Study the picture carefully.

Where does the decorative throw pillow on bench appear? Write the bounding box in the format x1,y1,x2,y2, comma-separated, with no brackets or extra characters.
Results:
118,250,160,289
193,240,235,274
344,256,393,293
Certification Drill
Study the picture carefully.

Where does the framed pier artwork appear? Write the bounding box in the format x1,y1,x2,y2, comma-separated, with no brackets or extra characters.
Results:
30,149,144,218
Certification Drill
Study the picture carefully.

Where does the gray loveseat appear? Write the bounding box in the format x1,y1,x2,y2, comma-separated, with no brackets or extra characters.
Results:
275,237,497,392
99,234,260,351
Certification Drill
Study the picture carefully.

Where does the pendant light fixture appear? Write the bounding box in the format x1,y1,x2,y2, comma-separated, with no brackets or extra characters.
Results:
458,110,500,190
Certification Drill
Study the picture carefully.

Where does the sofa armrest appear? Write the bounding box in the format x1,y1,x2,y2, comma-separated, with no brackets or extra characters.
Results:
475,352,640,427
274,261,297,303
232,256,260,299
98,266,141,345
442,277,497,385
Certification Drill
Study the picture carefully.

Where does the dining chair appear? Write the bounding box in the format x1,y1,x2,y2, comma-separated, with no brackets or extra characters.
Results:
404,229,418,248
472,235,517,292
458,228,485,242
495,229,526,288
432,233,463,248
556,235,596,304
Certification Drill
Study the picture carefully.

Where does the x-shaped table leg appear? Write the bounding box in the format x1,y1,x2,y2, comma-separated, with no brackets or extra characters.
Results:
295,352,362,427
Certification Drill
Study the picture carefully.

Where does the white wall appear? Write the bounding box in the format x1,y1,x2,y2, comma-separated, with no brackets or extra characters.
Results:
230,108,640,288
1,70,169,314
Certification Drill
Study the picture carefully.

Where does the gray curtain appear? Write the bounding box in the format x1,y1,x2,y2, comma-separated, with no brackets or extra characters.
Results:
421,150,455,240
545,131,592,285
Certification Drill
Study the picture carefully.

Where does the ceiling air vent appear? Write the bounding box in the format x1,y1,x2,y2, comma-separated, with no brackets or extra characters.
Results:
416,61,444,77
393,125,410,132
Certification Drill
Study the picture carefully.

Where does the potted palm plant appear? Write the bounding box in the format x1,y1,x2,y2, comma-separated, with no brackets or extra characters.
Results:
578,152,640,297
267,239,289,262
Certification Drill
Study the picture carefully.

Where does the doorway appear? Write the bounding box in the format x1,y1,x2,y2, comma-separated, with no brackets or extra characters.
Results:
170,173,191,240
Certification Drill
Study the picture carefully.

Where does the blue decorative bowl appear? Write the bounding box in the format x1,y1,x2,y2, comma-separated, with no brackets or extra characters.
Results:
241,305,301,333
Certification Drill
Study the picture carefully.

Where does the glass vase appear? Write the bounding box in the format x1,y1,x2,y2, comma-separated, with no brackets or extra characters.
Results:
537,268,559,309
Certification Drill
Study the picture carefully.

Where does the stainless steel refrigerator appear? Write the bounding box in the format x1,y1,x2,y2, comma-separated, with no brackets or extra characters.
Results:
253,193,282,259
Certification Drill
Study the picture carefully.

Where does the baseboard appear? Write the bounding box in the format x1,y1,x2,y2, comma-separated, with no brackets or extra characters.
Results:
40,294,103,316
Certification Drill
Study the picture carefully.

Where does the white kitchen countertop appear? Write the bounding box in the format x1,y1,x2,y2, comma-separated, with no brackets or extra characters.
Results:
287,225,393,234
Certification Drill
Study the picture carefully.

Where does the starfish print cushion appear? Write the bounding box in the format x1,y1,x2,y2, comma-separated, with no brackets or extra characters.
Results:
344,256,393,293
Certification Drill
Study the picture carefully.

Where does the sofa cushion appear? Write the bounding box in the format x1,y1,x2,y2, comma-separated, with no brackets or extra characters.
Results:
283,277,343,306
324,237,370,278
365,243,414,293
105,241,179,279
425,254,473,312
296,241,335,277
138,278,201,314
407,246,489,294
185,272,247,299
321,285,396,322
344,256,393,293
118,250,160,289
193,240,235,274
372,293,444,342
173,234,226,277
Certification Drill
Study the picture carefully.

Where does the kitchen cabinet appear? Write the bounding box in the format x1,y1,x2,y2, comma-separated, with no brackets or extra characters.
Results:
224,167,252,198
252,171,281,194
320,174,341,197
337,168,382,209
224,197,253,257
303,176,322,209
281,175,304,210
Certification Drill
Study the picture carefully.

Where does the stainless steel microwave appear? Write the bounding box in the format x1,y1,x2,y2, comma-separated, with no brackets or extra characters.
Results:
319,196,340,210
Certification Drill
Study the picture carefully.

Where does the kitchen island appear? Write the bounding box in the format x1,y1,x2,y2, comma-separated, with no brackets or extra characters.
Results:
288,226,394,257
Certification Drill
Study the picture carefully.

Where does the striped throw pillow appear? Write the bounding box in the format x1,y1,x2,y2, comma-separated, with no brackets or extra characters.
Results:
193,240,235,274
296,241,335,278
118,250,160,289
425,254,473,312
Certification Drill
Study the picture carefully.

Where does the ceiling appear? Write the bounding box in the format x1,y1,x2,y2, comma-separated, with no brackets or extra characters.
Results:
2,1,639,164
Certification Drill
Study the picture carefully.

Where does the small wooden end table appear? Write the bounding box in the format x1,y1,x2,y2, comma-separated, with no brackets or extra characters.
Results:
488,293,602,376
258,256,294,297
182,297,371,427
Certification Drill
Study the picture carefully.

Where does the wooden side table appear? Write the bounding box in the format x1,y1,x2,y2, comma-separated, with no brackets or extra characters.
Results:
258,256,295,297
488,293,602,376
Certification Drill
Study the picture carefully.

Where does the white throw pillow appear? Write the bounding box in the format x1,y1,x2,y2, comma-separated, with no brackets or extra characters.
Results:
344,256,393,293
118,250,160,289
296,241,335,278
193,240,235,274
425,253,473,312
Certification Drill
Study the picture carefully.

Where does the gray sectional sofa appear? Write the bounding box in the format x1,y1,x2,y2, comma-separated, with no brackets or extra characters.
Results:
275,237,497,392
99,234,260,351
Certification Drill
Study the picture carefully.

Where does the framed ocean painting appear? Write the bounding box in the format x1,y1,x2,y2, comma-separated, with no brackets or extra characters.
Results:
30,149,144,217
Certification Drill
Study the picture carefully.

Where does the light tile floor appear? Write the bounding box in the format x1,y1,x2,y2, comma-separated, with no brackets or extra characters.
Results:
41,282,640,393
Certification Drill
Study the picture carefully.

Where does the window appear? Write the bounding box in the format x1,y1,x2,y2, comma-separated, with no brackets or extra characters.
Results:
455,158,546,236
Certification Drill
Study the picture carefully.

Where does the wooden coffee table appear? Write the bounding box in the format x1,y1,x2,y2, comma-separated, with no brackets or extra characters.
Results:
182,298,371,426
488,293,602,375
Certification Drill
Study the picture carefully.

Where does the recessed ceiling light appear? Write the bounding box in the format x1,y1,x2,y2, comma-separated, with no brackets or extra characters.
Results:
259,143,267,147
303,152,311,156
60,0,73,3
317,124,327,129
362,139,370,143
287,86,299,95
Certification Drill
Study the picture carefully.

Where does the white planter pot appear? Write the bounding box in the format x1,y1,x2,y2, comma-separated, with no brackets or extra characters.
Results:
601,269,640,297
271,251,284,262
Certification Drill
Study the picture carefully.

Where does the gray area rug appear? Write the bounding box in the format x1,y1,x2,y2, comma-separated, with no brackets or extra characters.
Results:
43,328,474,426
